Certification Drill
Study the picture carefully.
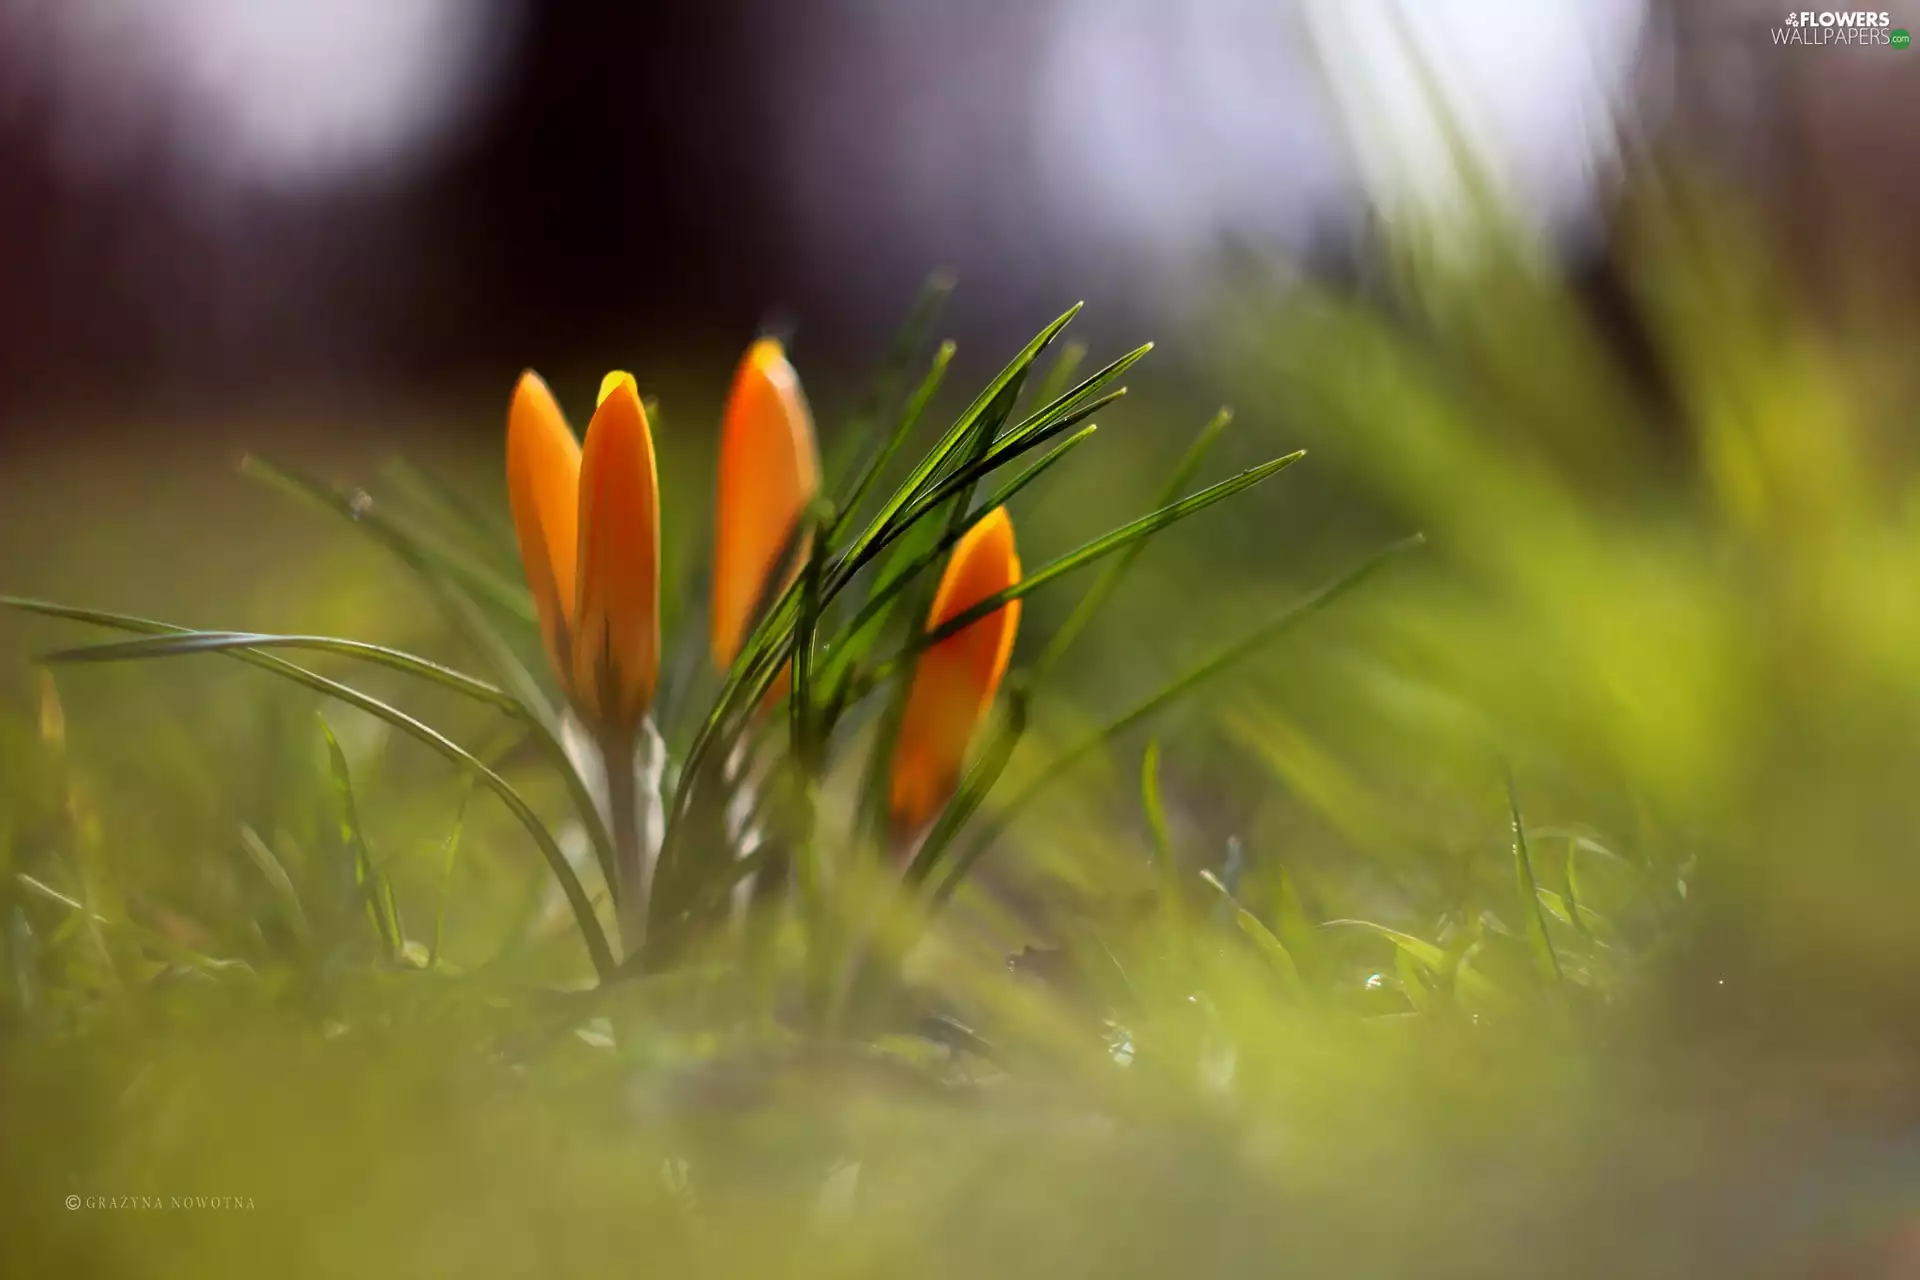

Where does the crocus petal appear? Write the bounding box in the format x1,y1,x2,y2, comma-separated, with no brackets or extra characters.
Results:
597,369,637,407
506,370,582,693
889,507,1022,832
571,375,662,734
712,338,820,669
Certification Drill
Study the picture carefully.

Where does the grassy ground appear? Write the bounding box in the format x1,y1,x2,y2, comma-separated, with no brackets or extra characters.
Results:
6,177,1920,1277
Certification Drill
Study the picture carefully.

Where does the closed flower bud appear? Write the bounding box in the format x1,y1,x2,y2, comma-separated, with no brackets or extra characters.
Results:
890,507,1023,832
712,338,820,670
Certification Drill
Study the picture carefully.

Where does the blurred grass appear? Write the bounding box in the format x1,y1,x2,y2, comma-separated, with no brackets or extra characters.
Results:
9,172,1920,1277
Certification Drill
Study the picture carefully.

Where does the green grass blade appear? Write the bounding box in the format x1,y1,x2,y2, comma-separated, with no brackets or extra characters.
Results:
1037,407,1234,677
829,341,956,546
238,823,311,944
1199,869,1303,990
1,596,617,980
821,423,1099,683
1272,865,1321,986
927,537,1419,906
987,342,1152,459
1507,777,1565,990
241,456,557,718
825,272,956,501
10,593,615,913
41,632,516,710
887,450,1308,669
319,715,403,961
243,456,534,624
236,459,617,894
1030,341,1088,411
430,777,472,970
884,393,1122,540
1141,741,1180,906
832,303,1082,582
378,457,519,571
1322,918,1503,1007
790,505,832,766
15,873,242,975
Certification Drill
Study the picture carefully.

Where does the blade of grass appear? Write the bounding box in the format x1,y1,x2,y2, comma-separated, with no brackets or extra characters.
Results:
1199,869,1303,990
242,453,564,731
41,632,516,710
238,823,311,944
1507,775,1565,990
983,342,1152,461
822,422,1099,685
2,596,616,980
16,873,247,975
828,341,957,546
378,457,519,571
879,393,1123,548
244,456,534,625
882,451,1308,674
1037,407,1233,677
1141,741,1180,908
319,715,403,962
831,303,1082,583
239,457,563,728
430,777,473,970
1030,341,1088,411
825,272,956,504
928,536,1419,908
1271,865,1321,985
1323,918,1502,1007
13,595,617,905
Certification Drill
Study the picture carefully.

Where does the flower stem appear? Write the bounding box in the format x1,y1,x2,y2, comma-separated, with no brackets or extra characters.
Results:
603,729,646,962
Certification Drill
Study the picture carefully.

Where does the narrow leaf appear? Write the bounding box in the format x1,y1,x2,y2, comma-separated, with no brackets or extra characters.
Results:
43,632,515,710
1141,741,1179,905
833,303,1082,582
1038,407,1233,677
319,715,403,961
1323,918,1503,1006
894,450,1308,667
829,340,956,546
430,777,473,970
822,422,1098,681
238,823,311,944
1199,869,1303,989
927,536,1419,905
1508,776,1565,989
2,596,616,980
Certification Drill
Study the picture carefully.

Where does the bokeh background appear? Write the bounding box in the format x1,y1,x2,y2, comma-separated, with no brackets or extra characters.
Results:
6,0,1917,656
5,0,1914,413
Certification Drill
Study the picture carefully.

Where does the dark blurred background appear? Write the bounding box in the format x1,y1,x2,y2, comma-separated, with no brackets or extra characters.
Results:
1,0,1916,437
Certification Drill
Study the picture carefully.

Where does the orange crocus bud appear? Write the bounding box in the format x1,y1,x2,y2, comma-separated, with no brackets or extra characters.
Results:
571,373,662,735
889,507,1023,833
711,338,820,669
506,370,582,693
